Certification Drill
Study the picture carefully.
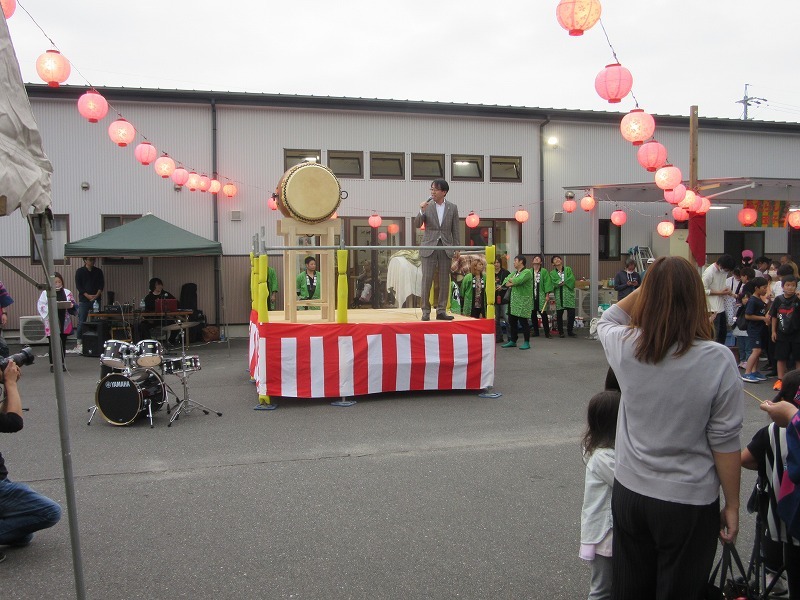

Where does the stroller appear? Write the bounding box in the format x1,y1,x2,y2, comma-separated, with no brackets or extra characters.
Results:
744,475,789,598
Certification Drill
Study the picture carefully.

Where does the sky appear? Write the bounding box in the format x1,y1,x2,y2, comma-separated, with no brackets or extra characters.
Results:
5,0,800,122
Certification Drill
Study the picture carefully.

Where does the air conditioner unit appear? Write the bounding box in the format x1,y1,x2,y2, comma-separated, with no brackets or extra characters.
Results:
576,289,617,320
19,316,48,345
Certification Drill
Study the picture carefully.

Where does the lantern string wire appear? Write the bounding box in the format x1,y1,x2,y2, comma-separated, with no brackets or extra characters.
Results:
599,19,640,109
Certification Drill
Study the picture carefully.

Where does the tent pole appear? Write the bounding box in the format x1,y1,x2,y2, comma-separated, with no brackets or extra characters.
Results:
39,213,88,600
590,188,599,321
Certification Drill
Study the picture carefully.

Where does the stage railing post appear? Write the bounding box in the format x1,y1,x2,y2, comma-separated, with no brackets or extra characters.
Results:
336,249,348,324
486,245,496,320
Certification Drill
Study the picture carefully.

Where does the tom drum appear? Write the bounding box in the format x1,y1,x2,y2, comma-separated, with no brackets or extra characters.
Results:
135,339,164,368
101,340,136,370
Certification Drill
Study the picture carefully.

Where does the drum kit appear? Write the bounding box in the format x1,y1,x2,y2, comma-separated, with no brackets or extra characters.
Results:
88,319,222,428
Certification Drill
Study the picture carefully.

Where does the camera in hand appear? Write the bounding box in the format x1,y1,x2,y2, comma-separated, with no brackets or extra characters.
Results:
0,347,35,371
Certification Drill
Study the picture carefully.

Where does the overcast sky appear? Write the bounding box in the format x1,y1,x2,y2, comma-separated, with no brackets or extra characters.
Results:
6,1,800,122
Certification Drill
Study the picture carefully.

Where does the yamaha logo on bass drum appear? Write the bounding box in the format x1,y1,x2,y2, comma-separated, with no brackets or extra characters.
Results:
105,380,132,389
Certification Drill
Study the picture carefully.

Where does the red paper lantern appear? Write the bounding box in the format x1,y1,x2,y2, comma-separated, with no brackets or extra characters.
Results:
515,208,530,223
197,175,211,192
419,222,426,230
678,190,697,210
663,183,686,205
595,63,633,104
657,220,675,238
368,213,382,228
209,179,221,194
330,211,338,220
107,118,136,147
77,90,108,123
154,155,175,178
36,49,70,87
1,0,16,19
387,223,400,235
267,195,278,210
563,199,577,213
465,211,480,228
637,140,667,172
556,0,601,36
378,232,388,241
789,211,800,229
580,195,595,211
134,142,157,166
655,164,682,191
186,172,201,191
738,208,757,226
696,196,711,215
610,209,627,226
672,206,689,222
222,183,238,198
172,167,189,186
620,109,655,146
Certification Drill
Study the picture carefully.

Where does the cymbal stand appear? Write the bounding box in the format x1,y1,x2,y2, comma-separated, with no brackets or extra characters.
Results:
168,326,222,427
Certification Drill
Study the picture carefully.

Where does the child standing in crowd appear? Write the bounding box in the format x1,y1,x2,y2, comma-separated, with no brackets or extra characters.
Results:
743,277,771,383
771,275,800,391
579,390,621,600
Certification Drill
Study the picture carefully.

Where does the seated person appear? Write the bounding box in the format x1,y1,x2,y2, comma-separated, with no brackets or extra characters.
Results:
138,278,179,345
296,257,321,310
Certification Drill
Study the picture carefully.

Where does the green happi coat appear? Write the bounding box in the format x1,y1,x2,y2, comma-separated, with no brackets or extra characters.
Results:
267,267,278,310
502,268,533,318
460,273,487,316
530,267,553,312
550,266,576,309
296,270,321,310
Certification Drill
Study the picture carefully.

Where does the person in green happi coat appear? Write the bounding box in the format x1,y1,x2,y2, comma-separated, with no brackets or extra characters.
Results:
550,255,576,337
296,256,321,310
530,254,553,338
460,259,487,318
267,266,279,310
501,255,533,350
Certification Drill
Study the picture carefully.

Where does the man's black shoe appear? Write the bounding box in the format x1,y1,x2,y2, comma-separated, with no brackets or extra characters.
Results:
436,313,455,321
421,314,430,321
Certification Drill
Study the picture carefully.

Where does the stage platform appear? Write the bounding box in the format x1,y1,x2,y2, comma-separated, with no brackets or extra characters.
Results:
249,309,495,400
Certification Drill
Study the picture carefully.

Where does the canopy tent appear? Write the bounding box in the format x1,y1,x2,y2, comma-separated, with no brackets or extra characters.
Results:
564,177,800,321
0,14,87,599
64,214,222,257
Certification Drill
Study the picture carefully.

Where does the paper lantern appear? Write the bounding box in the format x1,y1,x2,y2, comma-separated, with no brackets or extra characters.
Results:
368,213,382,228
655,164,682,191
465,211,480,228
378,232,388,241
172,167,189,186
672,206,689,222
107,118,136,147
330,211,338,220
580,195,595,211
678,190,697,210
657,220,675,238
36,49,70,87
154,155,176,178
419,223,426,230
387,223,400,235
267,195,278,210
595,63,633,104
610,210,627,226
134,142,157,166
1,0,16,19
77,90,109,123
563,199,577,213
197,175,211,192
515,208,530,223
620,109,655,146
209,179,221,194
789,211,800,229
663,184,686,205
637,140,668,172
222,183,238,198
186,172,201,191
738,208,757,226
696,196,711,215
555,0,601,36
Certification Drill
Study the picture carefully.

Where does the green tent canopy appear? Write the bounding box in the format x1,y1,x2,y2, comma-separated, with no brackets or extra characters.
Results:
64,214,222,257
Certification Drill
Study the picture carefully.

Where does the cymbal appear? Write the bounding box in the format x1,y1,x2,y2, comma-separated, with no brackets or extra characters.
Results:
162,321,200,332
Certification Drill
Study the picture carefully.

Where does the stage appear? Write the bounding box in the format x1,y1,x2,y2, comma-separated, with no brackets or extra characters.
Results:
249,308,496,400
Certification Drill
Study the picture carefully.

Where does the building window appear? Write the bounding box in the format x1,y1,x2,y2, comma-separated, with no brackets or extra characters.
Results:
370,152,404,179
451,155,483,181
284,149,321,171
102,214,142,265
489,156,522,182
599,219,621,260
328,150,363,179
411,153,445,180
30,214,69,265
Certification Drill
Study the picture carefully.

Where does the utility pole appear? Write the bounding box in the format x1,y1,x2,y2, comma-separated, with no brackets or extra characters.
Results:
736,84,767,120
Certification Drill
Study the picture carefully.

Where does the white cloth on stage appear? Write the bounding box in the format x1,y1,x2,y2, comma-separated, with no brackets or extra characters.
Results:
387,256,422,307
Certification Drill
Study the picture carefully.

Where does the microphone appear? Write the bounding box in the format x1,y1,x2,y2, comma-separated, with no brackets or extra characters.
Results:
425,196,432,204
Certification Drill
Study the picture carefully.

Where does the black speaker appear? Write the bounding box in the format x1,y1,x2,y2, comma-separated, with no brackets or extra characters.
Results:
82,321,108,357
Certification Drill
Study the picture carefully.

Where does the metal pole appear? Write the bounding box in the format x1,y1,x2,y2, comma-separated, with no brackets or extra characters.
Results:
40,213,88,600
589,188,599,320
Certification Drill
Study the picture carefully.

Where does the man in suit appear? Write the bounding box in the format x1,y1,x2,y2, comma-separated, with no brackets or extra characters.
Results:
413,179,460,321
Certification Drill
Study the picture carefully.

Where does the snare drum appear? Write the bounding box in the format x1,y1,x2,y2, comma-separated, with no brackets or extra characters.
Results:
162,355,201,375
135,339,164,367
95,368,166,425
101,340,136,369
276,162,341,224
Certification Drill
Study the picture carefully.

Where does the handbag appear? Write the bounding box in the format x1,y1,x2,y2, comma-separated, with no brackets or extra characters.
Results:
502,286,512,305
735,306,747,331
705,542,754,600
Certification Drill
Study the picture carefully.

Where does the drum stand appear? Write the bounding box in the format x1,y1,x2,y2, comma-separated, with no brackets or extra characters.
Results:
167,325,222,427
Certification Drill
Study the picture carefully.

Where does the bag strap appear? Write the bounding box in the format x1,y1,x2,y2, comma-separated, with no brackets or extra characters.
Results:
720,543,734,589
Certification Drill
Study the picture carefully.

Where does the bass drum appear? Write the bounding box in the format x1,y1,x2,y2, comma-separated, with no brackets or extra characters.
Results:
95,368,166,426
276,162,341,224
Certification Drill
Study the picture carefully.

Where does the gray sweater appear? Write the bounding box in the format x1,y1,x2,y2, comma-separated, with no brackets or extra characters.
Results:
597,304,743,505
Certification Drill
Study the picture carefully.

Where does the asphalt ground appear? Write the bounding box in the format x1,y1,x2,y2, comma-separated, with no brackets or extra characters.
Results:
1,332,768,599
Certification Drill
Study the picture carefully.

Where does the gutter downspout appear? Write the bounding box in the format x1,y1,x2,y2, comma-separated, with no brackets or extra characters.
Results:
211,98,221,325
539,116,550,256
